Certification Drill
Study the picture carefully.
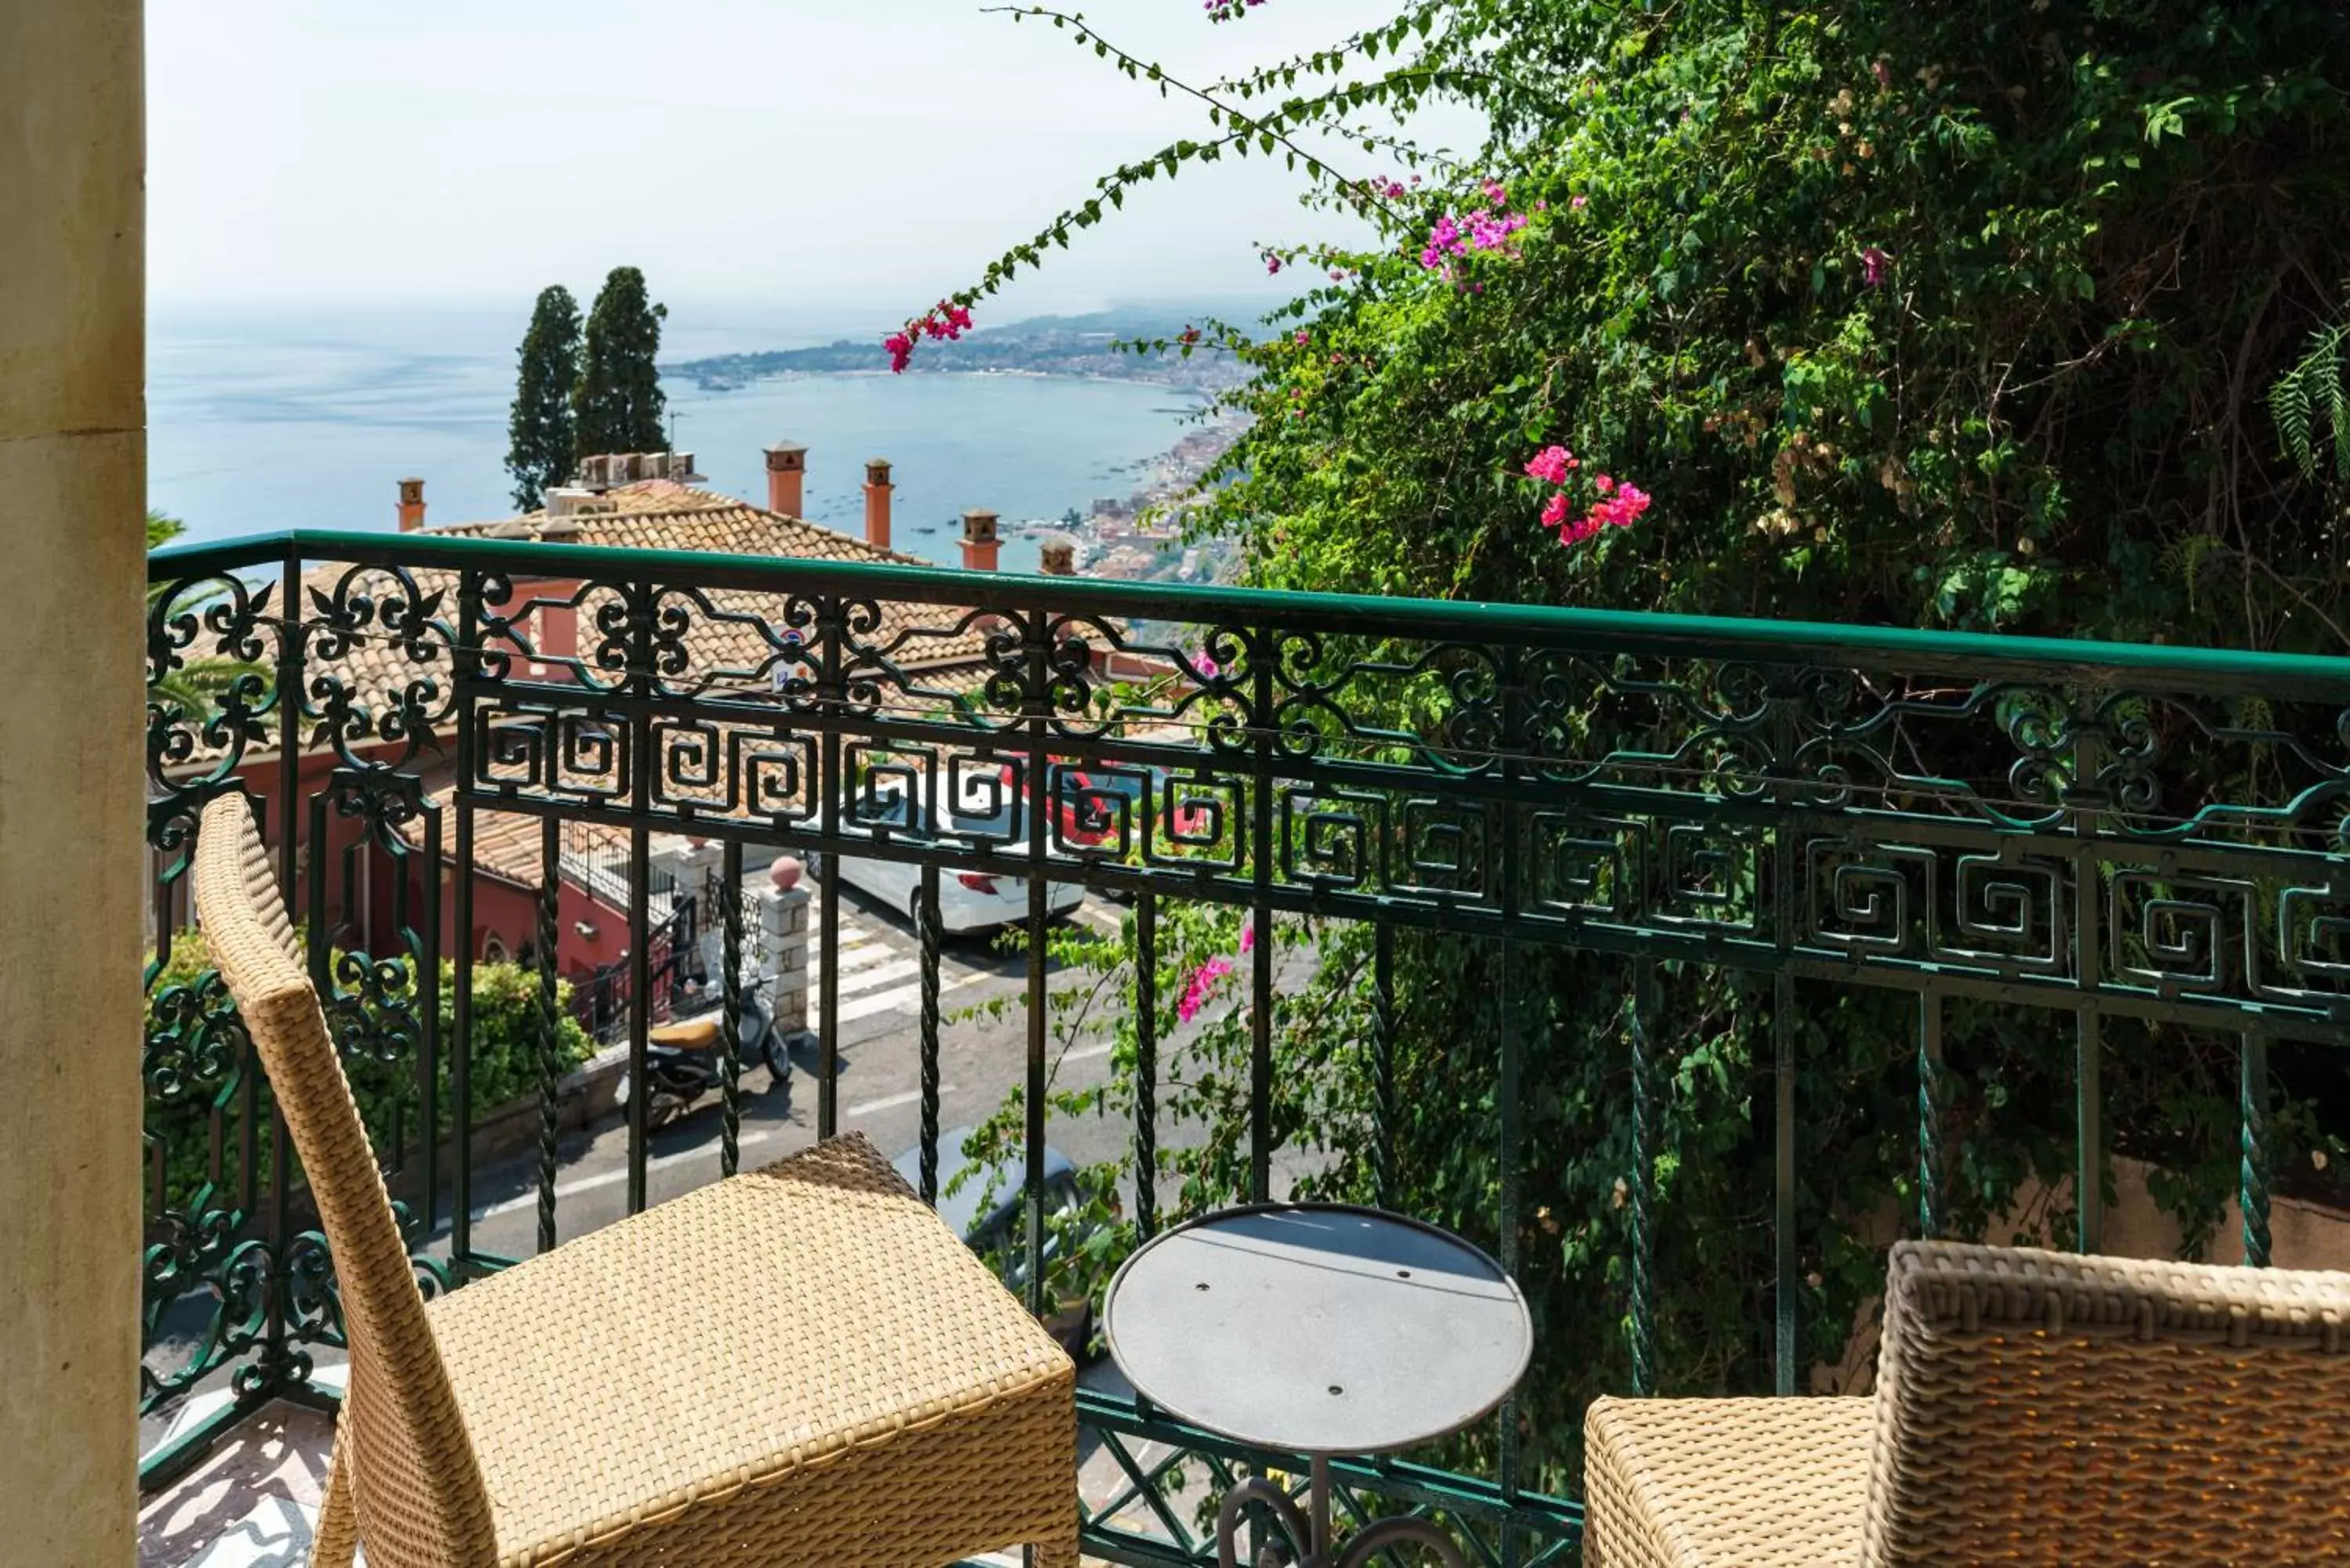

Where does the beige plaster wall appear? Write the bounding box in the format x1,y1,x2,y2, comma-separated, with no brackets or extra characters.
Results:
0,1,147,1560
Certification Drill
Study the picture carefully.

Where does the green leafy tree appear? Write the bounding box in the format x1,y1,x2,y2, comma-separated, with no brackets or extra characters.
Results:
935,0,2350,1496
505,284,582,510
573,267,669,459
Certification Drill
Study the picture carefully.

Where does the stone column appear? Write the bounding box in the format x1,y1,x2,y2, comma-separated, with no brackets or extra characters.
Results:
0,0,146,1555
760,884,813,1035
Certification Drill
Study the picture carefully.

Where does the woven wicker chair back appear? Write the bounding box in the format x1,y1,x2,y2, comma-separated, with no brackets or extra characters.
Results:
1862,1238,2350,1564
193,793,497,1567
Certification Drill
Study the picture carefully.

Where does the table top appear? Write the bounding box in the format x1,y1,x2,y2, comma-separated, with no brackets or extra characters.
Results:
1101,1203,1532,1456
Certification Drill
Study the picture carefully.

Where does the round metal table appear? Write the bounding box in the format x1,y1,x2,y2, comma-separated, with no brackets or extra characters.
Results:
1103,1204,1532,1568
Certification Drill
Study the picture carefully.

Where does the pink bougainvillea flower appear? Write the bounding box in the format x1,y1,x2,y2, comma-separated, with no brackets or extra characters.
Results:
1294,329,1310,345
1588,483,1654,532
1177,955,1238,1024
1239,920,1256,953
1525,445,1573,484
884,331,914,374
1418,215,1462,269
1542,471,1654,545
1481,179,1509,208
1265,253,1283,275
1860,247,1890,287
1571,193,1589,210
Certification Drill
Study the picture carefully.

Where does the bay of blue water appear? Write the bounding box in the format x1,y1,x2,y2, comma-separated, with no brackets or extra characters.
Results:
150,304,1204,574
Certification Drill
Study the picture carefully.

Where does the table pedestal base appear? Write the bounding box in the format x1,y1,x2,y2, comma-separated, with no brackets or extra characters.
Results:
1214,1456,1467,1568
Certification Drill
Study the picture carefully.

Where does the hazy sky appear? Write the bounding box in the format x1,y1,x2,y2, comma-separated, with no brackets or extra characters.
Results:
149,2,1423,321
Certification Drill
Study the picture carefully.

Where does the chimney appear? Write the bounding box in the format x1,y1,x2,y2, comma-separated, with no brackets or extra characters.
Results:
764,441,807,516
526,580,581,681
960,508,1001,573
1038,535,1076,576
396,477,425,533
863,459,895,550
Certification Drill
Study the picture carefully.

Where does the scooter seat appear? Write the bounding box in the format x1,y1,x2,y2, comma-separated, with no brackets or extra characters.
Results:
647,1017,723,1050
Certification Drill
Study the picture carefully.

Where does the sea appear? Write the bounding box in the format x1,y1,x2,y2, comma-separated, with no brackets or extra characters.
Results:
150,302,1209,575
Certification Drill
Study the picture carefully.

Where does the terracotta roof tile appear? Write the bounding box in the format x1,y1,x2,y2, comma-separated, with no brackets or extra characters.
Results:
290,484,992,746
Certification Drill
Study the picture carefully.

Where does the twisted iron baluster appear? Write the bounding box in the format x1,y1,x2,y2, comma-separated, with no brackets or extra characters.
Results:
919,865,941,1209
721,844,743,1180
1628,965,1654,1397
1134,891,1158,1237
536,815,560,1255
2242,1031,2272,1267
1372,925,1397,1212
1918,992,1943,1241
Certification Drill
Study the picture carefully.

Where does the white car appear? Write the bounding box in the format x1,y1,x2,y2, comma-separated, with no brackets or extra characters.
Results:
815,797,1085,934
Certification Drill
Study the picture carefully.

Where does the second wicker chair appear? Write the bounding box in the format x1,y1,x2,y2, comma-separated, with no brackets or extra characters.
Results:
1584,1237,2350,1566
193,791,1079,1568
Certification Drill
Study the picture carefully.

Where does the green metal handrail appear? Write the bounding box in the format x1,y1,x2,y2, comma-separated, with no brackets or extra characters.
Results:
153,528,2350,693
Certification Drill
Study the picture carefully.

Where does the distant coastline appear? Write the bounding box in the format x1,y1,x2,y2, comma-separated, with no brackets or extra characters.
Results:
667,309,1249,398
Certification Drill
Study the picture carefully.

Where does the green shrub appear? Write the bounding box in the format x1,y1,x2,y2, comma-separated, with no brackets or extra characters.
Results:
143,927,594,1213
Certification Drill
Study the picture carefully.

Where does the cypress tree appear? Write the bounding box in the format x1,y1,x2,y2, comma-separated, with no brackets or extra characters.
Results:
504,285,581,511
573,266,669,459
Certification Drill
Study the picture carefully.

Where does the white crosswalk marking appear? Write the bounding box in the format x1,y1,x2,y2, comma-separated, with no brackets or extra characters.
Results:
768,887,1040,1029
801,897,953,1026
812,957,920,1001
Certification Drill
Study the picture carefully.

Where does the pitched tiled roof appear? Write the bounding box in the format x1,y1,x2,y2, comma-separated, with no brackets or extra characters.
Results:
287,482,992,753
432,480,935,565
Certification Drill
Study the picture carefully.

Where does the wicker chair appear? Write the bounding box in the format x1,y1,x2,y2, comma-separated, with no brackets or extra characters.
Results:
192,792,1079,1568
1584,1238,2350,1566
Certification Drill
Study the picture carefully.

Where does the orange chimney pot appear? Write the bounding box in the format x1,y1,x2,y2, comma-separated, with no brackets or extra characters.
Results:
763,441,806,517
863,458,895,550
396,477,425,533
961,508,1001,573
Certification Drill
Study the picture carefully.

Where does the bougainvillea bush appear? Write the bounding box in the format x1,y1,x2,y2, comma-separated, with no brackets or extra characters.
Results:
932,0,2350,1493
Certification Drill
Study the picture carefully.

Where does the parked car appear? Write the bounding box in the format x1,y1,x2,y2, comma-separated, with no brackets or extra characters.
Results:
891,1128,1114,1356
1000,757,1213,850
811,792,1084,934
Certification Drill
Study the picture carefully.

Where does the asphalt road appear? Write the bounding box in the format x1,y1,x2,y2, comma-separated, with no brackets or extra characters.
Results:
457,880,1146,1262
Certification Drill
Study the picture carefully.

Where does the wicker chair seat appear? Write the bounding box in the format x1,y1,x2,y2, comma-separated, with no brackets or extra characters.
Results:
1582,1242,2350,1566
425,1136,1074,1566
1582,1396,1869,1568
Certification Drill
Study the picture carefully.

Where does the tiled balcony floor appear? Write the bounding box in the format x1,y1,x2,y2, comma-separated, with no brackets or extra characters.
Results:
142,1360,1185,1568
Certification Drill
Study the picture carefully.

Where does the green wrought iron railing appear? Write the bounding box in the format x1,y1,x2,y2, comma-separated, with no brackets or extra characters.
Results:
142,528,2350,1563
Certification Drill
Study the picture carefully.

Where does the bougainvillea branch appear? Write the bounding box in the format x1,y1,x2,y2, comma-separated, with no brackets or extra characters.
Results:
882,5,1470,369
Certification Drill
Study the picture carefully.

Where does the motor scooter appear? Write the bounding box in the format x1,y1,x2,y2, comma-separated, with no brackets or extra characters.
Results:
615,975,803,1130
